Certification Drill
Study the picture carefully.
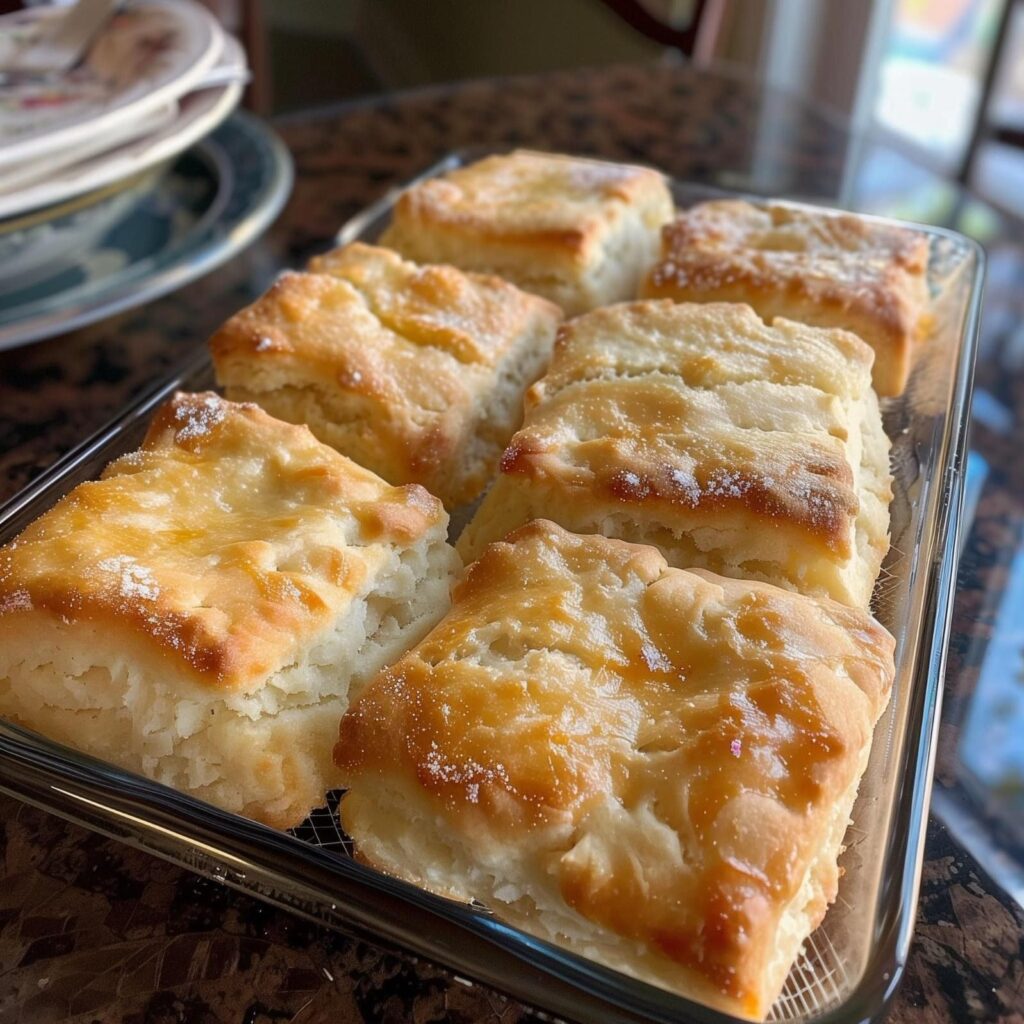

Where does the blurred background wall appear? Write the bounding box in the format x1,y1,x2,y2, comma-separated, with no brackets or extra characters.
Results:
219,0,1023,215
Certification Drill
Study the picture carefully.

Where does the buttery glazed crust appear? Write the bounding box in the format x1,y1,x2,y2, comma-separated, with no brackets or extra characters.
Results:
458,300,892,609
641,200,931,396
379,150,674,314
336,521,896,1021
0,393,458,828
0,392,445,689
210,244,562,508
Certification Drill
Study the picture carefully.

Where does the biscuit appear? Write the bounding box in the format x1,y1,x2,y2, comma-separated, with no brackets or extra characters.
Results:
458,300,891,609
642,200,930,396
210,244,562,508
0,392,459,828
336,521,896,1021
379,149,674,315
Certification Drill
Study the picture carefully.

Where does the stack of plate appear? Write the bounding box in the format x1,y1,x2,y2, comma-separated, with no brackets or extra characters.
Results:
0,0,292,349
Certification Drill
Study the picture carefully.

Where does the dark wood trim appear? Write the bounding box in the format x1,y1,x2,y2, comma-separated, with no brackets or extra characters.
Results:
594,0,725,60
991,123,1024,149
958,0,1017,184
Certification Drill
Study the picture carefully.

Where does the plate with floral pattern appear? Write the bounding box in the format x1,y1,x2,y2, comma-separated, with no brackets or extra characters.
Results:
0,112,293,351
0,35,245,220
0,0,222,171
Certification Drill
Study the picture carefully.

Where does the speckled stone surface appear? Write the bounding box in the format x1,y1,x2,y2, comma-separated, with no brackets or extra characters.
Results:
0,64,1023,1023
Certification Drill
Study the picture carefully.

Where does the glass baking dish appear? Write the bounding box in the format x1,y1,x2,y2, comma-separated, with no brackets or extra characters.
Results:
0,157,984,1024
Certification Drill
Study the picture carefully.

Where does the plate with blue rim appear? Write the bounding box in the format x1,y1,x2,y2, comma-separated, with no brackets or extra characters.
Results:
0,111,293,352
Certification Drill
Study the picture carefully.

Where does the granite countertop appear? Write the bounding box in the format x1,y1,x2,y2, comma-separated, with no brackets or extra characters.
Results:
0,63,1022,1024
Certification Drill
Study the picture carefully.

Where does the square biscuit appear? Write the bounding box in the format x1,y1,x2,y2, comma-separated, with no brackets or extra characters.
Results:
641,200,930,396
0,393,459,829
379,149,674,315
458,300,892,610
336,521,896,1021
210,243,562,509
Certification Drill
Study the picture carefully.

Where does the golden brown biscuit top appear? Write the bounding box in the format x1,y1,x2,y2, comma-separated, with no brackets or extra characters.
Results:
648,199,929,300
211,247,560,414
308,242,561,365
390,150,671,265
0,393,445,689
537,297,873,399
337,521,895,1012
500,302,874,552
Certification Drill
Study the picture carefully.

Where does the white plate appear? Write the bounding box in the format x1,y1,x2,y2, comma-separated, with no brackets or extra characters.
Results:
0,36,245,220
0,102,178,193
0,0,223,171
